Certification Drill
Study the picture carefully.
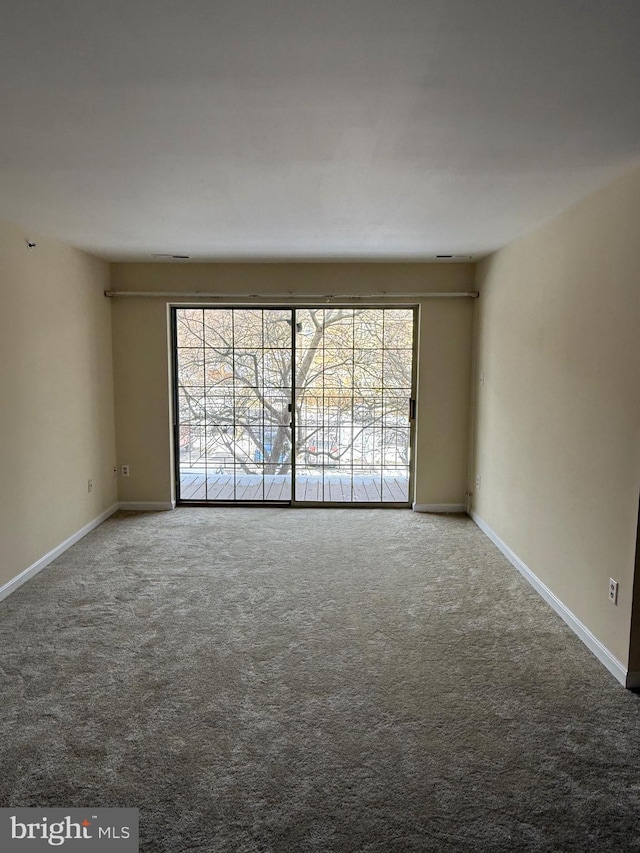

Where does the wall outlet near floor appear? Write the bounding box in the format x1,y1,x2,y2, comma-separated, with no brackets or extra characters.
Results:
609,578,619,605
121,465,130,477
476,474,481,490
87,479,93,493
113,466,117,479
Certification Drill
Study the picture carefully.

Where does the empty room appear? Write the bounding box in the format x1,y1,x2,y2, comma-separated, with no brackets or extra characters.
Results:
1,2,640,851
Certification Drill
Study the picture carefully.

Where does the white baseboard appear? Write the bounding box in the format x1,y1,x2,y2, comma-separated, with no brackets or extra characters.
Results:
119,501,175,512
0,503,120,604
413,503,466,513
469,511,629,688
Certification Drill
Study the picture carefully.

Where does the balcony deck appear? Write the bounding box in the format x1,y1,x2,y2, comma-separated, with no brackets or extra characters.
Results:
178,470,409,503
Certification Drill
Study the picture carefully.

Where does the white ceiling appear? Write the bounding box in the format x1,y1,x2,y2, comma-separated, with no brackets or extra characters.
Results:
1,0,640,262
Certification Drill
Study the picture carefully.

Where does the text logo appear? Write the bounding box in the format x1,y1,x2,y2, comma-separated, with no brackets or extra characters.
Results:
0,809,138,851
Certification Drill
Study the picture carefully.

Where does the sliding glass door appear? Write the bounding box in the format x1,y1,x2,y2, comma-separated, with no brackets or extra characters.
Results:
173,307,415,505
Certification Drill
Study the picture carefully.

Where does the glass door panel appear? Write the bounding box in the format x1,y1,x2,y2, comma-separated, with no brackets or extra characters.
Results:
293,308,414,504
175,308,293,503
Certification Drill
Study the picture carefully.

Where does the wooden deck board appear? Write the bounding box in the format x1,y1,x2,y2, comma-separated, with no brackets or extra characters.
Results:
203,476,225,500
364,478,381,501
352,480,369,501
180,474,201,500
382,477,407,502
264,477,281,501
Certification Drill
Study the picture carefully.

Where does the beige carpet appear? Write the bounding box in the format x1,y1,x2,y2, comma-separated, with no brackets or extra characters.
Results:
1,508,639,851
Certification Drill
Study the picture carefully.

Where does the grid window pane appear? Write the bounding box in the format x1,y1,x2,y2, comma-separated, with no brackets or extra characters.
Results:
294,307,414,504
176,308,293,502
176,307,414,505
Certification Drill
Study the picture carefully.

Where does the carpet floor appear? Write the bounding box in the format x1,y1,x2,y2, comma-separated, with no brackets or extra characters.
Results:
1,508,640,852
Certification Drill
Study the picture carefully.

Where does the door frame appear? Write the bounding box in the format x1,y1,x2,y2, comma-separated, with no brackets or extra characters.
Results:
171,304,418,508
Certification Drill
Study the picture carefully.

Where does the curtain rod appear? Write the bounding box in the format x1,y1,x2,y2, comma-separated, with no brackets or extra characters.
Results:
104,290,479,299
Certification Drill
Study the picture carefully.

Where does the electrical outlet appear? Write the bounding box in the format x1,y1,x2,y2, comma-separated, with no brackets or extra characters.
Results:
113,466,117,479
476,474,481,490
609,578,619,605
479,371,485,385
121,465,130,477
87,479,93,493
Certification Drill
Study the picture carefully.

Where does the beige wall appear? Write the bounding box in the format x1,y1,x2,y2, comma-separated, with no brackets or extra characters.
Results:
112,297,175,504
416,298,473,506
0,218,117,589
472,166,640,669
110,262,474,507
